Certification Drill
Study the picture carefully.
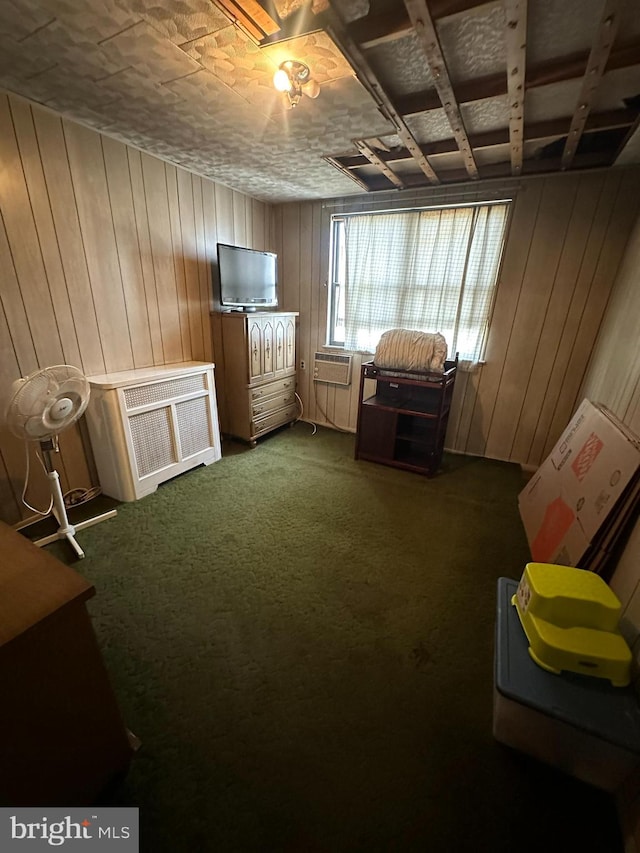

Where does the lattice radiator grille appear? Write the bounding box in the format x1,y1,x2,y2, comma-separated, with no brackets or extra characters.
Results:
175,397,212,458
129,408,175,477
124,374,206,409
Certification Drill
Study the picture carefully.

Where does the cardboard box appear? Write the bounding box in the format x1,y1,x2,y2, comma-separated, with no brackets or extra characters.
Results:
519,399,640,567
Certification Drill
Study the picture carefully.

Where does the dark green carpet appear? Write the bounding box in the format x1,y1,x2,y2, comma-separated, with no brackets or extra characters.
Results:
49,424,622,852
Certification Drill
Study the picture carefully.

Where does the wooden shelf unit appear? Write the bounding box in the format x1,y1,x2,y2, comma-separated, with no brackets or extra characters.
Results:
355,358,458,476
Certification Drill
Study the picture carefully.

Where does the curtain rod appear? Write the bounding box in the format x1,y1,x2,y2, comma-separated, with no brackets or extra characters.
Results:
330,199,513,217
323,186,518,210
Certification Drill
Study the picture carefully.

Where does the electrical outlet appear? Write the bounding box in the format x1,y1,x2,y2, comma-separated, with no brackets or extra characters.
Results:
300,360,306,370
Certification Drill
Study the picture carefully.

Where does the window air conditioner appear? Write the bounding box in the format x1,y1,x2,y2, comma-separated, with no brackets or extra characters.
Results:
313,353,352,386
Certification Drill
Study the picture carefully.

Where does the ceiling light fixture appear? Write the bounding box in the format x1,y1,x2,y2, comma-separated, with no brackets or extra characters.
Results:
273,60,320,108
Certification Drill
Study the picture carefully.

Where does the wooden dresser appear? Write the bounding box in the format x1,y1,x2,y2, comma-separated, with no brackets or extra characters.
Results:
0,522,133,805
218,311,298,445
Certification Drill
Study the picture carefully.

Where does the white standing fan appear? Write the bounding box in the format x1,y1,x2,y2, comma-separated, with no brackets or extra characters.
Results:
5,364,116,559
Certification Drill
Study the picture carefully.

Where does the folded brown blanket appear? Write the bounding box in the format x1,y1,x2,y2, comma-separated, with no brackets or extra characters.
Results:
374,329,448,373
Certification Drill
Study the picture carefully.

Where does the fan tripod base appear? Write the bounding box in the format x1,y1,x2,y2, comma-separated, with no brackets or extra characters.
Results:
24,442,116,559
34,508,118,559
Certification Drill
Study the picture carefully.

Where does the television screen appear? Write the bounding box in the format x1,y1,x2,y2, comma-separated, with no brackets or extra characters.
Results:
217,243,278,310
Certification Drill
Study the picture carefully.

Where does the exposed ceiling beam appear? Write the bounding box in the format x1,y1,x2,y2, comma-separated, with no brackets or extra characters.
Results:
504,0,527,176
404,0,479,179
561,0,622,170
213,0,280,43
334,109,637,167
354,140,405,188
361,149,614,191
323,155,371,190
346,0,497,49
613,112,640,164
323,2,440,184
394,37,640,117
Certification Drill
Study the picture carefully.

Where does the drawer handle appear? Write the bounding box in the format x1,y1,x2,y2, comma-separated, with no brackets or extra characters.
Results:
283,381,291,387
254,406,264,414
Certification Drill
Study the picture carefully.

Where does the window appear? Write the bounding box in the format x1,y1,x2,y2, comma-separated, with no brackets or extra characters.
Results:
328,202,510,366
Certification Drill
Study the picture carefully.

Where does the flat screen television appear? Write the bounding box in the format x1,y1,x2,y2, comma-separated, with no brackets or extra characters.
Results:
217,243,278,311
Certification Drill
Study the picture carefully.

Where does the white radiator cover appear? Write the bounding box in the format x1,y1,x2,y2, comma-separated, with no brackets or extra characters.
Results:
85,362,221,502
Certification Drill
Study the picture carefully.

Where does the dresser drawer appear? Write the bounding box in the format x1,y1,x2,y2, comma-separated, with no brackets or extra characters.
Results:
251,404,297,438
249,375,295,401
251,389,296,418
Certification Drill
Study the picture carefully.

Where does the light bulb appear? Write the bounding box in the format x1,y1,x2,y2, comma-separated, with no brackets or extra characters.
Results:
273,68,292,93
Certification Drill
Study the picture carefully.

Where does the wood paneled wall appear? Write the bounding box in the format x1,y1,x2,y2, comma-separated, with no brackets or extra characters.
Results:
0,92,271,524
581,210,640,636
273,168,640,467
583,217,640,852
580,213,640,434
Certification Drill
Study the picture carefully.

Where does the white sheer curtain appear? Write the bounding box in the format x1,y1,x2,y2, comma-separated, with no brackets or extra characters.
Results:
343,203,510,367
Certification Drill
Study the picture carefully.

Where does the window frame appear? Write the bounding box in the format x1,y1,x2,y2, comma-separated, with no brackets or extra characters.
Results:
326,201,512,359
327,216,346,347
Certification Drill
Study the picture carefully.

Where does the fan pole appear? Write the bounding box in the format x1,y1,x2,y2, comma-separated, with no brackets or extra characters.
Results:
31,438,117,558
40,440,85,559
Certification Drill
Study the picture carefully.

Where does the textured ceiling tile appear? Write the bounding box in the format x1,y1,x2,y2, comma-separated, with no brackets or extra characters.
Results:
0,0,53,39
101,19,203,84
163,66,279,127
163,76,388,199
332,0,369,24
97,67,183,105
428,150,464,173
365,33,435,96
184,25,282,113
461,95,509,134
0,34,55,77
377,133,403,149
36,66,122,108
56,102,125,133
212,159,362,202
39,0,141,41
437,2,506,82
19,18,128,80
260,31,354,84
474,143,511,166
592,67,640,112
526,0,603,66
405,109,455,144
0,74,59,104
265,76,392,143
524,79,584,123
119,0,229,45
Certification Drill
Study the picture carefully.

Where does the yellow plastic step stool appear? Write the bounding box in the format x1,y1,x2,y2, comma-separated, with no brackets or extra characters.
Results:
512,562,631,686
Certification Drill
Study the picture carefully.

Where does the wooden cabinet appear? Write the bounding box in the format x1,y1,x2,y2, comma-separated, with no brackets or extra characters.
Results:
355,359,457,476
219,311,298,445
0,522,133,806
